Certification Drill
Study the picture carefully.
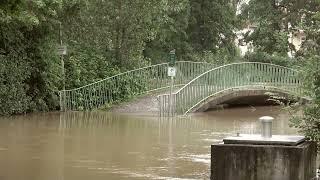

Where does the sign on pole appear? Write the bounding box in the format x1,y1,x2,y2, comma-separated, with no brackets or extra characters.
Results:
169,49,176,67
168,67,176,77
57,45,67,55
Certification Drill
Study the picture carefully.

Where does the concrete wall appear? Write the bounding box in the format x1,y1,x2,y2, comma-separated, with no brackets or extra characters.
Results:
211,141,317,180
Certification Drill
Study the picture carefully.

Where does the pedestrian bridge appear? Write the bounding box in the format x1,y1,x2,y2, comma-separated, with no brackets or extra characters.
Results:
60,62,304,116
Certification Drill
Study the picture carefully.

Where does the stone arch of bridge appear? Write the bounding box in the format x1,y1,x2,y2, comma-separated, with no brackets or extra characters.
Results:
187,86,309,113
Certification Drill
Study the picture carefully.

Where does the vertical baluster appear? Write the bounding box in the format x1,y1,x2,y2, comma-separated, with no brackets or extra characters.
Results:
234,64,241,87
279,68,282,88
280,68,285,88
204,75,206,100
159,95,162,116
101,81,105,106
167,95,170,116
269,65,272,87
88,86,91,110
68,90,71,110
95,84,98,109
106,81,109,105
73,90,76,110
260,63,263,85
82,88,88,110
253,63,257,85
273,66,276,87
251,63,255,86
209,69,213,93
159,65,162,89
94,84,97,109
285,68,288,91
187,62,190,83
208,71,211,95
93,85,96,109
149,67,152,91
213,71,217,94
84,88,87,110
157,65,160,89
69,91,72,110
96,84,99,108
275,67,278,87
111,77,114,103
98,84,101,108
65,91,68,110
261,63,264,85
284,69,287,89
69,90,72,110
236,64,239,87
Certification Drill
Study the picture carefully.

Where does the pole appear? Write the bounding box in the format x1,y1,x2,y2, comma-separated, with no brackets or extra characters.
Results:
169,76,174,116
59,22,66,111
259,116,273,138
61,55,65,111
168,49,176,116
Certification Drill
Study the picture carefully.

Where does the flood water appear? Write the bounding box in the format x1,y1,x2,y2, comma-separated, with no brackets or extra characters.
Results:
0,106,308,180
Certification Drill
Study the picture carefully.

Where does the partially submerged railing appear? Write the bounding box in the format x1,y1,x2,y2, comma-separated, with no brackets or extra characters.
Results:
60,61,216,111
158,62,302,116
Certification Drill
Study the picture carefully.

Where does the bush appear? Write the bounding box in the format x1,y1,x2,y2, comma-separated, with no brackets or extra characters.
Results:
0,55,31,115
243,51,298,67
290,56,320,150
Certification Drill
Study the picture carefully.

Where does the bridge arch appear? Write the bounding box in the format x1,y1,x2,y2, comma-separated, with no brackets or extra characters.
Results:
158,62,304,116
189,87,308,113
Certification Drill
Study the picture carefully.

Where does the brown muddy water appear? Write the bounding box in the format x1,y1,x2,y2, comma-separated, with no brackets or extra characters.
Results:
0,106,314,180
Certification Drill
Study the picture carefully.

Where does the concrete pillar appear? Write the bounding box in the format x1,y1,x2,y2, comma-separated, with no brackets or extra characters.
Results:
211,116,317,180
211,141,317,180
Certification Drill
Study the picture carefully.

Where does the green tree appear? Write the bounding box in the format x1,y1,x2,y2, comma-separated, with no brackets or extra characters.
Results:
0,0,81,115
290,1,320,149
61,0,172,87
144,0,191,63
145,0,239,63
239,0,309,56
187,0,237,53
291,56,320,150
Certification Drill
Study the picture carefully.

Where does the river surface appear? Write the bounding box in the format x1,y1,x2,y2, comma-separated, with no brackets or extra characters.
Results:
0,106,307,180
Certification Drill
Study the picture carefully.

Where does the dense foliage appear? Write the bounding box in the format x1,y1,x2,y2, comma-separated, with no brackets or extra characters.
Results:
0,0,64,115
290,0,320,149
295,56,320,149
0,0,239,115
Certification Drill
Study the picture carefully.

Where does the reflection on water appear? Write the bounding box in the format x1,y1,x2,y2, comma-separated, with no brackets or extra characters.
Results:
0,106,308,180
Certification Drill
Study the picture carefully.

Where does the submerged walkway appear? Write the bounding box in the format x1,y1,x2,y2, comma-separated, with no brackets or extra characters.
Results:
111,89,180,115
110,92,160,114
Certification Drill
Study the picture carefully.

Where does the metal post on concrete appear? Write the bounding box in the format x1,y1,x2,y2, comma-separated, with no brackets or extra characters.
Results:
259,116,273,138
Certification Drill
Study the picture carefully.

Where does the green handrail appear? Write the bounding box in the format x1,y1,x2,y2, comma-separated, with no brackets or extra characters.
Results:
158,62,303,116
60,61,216,111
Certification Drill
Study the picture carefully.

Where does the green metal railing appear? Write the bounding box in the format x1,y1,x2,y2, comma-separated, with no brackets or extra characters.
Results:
158,62,303,116
60,61,216,111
